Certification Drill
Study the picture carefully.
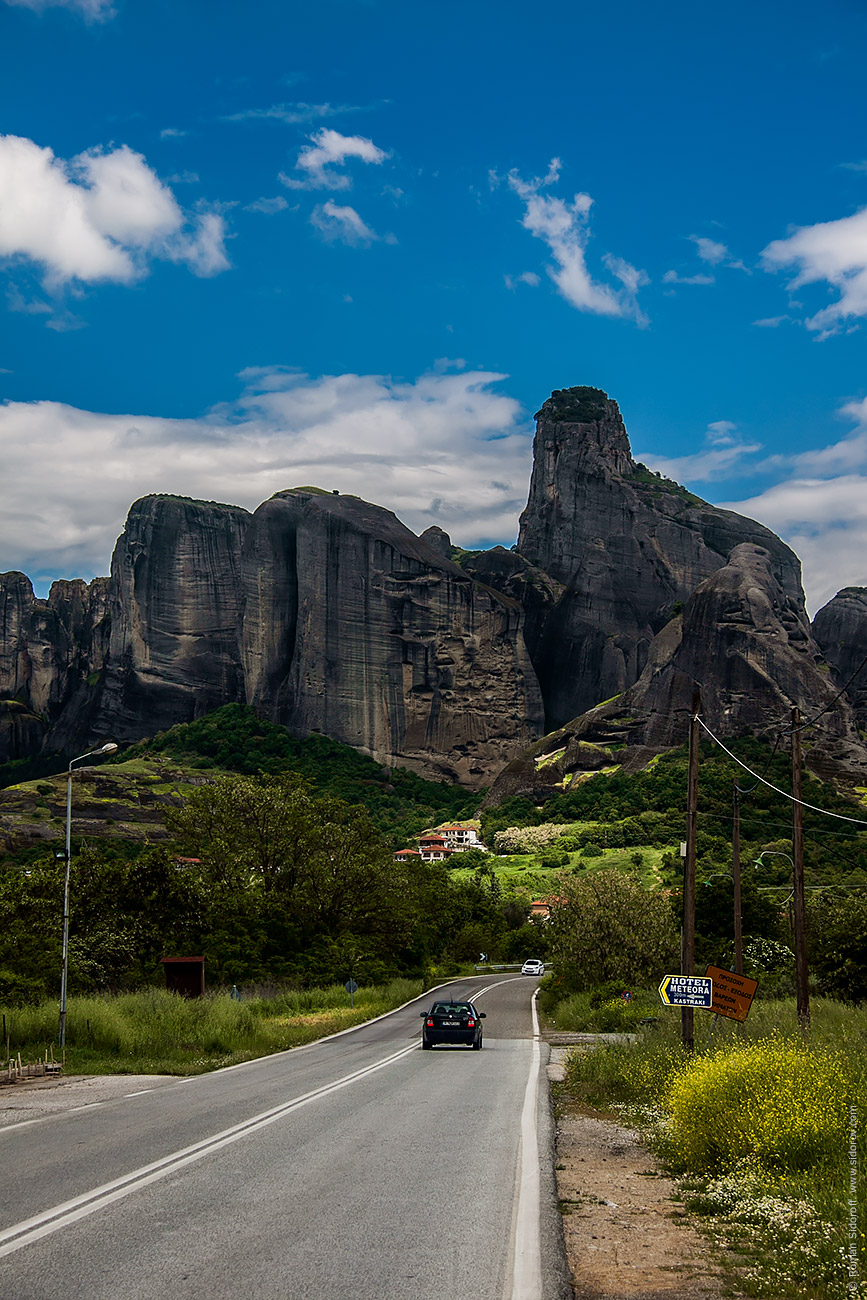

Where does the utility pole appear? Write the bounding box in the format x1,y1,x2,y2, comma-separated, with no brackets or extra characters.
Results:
791,707,810,1029
732,782,743,976
682,689,701,1052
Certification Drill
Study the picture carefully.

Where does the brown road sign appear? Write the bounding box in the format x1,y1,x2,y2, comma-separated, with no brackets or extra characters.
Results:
705,965,758,1022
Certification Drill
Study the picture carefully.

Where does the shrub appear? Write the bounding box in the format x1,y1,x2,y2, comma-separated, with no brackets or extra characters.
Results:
663,1037,852,1174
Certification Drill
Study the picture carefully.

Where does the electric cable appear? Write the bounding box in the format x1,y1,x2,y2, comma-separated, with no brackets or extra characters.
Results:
694,713,867,827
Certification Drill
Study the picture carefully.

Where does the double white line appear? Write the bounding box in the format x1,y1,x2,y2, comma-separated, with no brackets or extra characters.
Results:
0,1043,415,1260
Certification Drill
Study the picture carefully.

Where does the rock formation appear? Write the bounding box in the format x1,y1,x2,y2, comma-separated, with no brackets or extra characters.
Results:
813,587,867,732
485,542,867,804
239,491,544,783
472,387,804,729
2,383,863,792
0,492,543,785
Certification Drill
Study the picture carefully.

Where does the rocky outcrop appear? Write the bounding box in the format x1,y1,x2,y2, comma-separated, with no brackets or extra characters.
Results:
0,492,544,786
88,495,251,744
506,387,805,728
240,491,544,783
3,383,863,792
0,571,110,762
486,543,867,804
813,588,867,732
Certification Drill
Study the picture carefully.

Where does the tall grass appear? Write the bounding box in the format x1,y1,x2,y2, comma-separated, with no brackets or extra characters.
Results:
1,979,423,1076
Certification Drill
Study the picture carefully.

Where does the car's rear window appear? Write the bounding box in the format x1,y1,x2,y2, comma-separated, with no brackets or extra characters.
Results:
432,1003,471,1015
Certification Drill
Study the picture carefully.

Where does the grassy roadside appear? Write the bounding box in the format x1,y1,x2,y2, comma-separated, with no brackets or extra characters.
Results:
542,988,867,1299
1,979,428,1076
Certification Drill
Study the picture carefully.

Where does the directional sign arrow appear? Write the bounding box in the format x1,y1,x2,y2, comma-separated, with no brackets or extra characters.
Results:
658,975,713,1008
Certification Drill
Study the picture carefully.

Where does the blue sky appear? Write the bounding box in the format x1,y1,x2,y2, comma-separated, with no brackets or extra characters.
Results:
2,0,867,612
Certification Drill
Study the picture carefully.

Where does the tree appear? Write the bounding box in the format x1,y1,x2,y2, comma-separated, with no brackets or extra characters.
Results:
547,869,678,991
806,891,867,1002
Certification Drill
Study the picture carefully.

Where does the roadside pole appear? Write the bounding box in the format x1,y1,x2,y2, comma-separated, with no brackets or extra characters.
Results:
791,707,810,1029
682,689,701,1052
732,782,743,977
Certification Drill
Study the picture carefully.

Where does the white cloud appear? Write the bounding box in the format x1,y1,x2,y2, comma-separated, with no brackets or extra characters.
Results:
690,235,729,265
160,128,188,140
0,369,532,582
0,135,229,289
507,162,647,322
310,201,378,245
244,196,290,215
167,171,199,185
280,128,388,191
638,421,762,483
3,0,114,20
223,102,359,126
753,314,790,328
723,477,867,613
762,205,867,336
662,270,715,286
504,271,540,290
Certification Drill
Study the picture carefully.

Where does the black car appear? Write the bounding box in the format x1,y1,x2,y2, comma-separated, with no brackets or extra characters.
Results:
420,999,486,1050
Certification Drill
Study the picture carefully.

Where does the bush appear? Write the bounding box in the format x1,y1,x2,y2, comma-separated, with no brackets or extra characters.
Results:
663,1037,852,1174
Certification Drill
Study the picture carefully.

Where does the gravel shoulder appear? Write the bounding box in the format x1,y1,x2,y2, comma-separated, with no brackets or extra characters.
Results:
548,1050,742,1300
0,1073,178,1128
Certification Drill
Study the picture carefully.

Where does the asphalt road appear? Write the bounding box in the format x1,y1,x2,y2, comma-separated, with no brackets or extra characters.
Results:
0,974,572,1300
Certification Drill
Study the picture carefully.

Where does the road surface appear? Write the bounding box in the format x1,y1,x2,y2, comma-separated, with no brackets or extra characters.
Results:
0,974,571,1299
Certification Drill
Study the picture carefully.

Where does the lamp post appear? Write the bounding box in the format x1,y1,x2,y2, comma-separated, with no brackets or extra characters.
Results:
754,849,810,1028
59,742,117,1049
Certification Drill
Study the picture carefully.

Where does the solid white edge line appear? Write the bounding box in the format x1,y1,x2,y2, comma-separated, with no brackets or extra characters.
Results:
0,1042,416,1260
510,988,542,1300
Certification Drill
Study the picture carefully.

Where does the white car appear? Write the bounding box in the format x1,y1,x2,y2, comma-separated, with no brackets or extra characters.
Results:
521,958,545,976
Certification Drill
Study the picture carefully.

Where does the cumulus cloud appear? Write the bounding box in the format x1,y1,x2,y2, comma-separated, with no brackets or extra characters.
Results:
0,369,532,582
506,162,647,322
0,135,229,289
280,128,388,191
690,235,729,265
662,270,715,286
762,205,867,336
637,420,763,484
723,477,867,613
244,196,290,215
504,271,540,290
3,0,114,19
310,201,379,244
718,397,867,611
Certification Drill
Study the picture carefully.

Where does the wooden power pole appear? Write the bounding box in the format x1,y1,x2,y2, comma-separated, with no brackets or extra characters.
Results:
683,689,701,1052
732,782,743,977
791,707,810,1029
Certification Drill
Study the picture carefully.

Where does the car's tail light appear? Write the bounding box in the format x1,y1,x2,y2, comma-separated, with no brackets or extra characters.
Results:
426,1018,434,1027
467,1018,475,1028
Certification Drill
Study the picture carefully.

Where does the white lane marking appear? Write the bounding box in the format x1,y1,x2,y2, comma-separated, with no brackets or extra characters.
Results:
0,1042,416,1260
0,975,520,1136
123,1090,154,1098
509,989,542,1300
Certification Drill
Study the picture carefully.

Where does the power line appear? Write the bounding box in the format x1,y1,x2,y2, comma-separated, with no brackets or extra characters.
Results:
695,714,867,828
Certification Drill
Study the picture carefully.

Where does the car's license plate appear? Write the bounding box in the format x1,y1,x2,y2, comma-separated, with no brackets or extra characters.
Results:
443,1020,459,1026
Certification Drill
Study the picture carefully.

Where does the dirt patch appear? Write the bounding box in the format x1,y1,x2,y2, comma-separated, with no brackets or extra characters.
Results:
0,1072,177,1127
555,1105,741,1300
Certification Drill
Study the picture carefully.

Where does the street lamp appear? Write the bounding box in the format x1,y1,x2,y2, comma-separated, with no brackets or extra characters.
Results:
59,742,118,1049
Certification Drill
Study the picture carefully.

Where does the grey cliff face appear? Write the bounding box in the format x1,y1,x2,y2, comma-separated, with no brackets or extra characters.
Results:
485,542,866,805
2,383,859,792
90,495,251,743
511,387,805,728
813,587,867,731
241,491,544,784
0,571,110,762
